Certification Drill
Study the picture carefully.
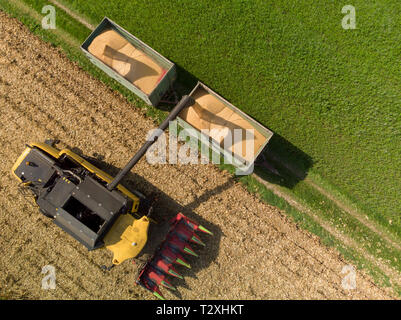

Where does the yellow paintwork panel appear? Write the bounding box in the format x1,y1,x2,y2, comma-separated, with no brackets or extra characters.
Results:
12,147,32,182
30,142,60,158
104,215,149,265
11,142,140,213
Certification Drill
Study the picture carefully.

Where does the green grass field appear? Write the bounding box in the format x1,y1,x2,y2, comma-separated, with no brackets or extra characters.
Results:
1,0,401,294
59,0,401,238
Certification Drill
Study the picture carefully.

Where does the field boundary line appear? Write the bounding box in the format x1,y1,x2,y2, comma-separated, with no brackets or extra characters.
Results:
265,151,401,252
253,174,401,293
48,0,401,254
304,176,401,251
48,0,95,31
6,0,82,49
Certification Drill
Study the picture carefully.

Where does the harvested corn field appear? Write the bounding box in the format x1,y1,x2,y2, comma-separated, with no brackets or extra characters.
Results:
0,11,394,299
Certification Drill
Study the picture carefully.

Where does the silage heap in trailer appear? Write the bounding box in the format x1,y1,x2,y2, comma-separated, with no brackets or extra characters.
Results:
81,17,177,106
178,82,273,171
88,30,165,95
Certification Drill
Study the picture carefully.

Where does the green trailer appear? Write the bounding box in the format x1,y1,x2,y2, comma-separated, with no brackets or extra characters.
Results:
176,82,274,173
81,17,177,106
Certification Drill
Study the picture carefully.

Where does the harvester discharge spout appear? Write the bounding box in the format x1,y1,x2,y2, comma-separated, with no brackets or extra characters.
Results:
107,95,192,191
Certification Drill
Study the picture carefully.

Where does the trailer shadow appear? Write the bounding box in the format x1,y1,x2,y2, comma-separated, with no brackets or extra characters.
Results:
156,63,314,190
253,133,314,189
73,151,225,293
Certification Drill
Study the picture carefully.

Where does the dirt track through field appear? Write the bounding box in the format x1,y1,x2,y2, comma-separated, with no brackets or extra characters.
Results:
0,11,394,299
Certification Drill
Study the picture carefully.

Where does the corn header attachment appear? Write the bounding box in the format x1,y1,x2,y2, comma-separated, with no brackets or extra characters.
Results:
136,213,212,299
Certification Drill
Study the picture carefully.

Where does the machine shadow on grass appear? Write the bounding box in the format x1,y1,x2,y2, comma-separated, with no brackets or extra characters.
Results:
71,150,224,297
157,63,314,190
254,133,314,189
